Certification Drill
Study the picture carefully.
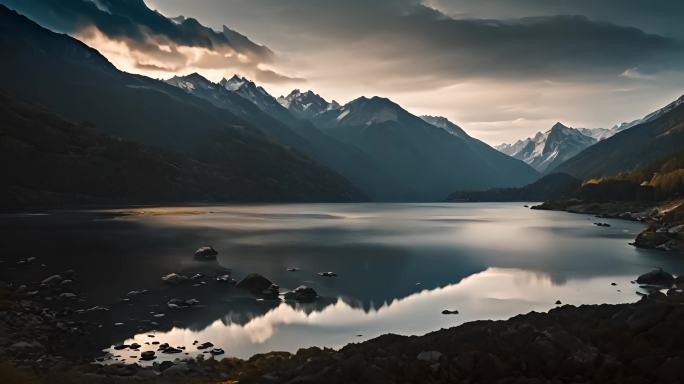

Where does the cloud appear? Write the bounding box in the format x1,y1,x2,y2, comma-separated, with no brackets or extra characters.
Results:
0,0,301,82
147,0,684,91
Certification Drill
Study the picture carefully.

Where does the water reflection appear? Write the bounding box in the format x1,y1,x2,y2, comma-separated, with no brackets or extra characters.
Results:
112,267,643,364
3,203,681,364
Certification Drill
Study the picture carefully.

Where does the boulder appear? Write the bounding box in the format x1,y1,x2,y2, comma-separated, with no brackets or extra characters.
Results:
636,269,675,286
161,273,188,285
197,342,214,350
41,274,63,285
676,275,684,287
633,231,672,249
262,284,280,299
237,273,277,296
194,246,218,260
284,286,318,302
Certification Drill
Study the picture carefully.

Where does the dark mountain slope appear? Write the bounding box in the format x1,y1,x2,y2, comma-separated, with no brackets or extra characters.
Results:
310,96,539,201
551,95,684,179
0,5,364,202
0,94,302,208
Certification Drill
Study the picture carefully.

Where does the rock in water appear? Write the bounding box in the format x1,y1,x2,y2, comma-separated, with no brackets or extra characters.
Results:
237,273,277,297
194,246,218,260
284,286,318,302
140,351,156,361
442,309,459,315
161,273,188,285
318,271,337,277
41,274,63,285
636,269,675,286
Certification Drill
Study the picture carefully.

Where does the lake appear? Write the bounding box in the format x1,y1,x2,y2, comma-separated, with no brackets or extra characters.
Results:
1,203,681,364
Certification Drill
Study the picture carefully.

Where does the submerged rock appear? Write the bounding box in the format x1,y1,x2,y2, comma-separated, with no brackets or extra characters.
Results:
636,269,675,287
194,246,218,260
284,286,318,302
318,271,338,277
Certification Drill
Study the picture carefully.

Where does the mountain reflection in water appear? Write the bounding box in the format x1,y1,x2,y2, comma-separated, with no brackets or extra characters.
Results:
114,267,646,363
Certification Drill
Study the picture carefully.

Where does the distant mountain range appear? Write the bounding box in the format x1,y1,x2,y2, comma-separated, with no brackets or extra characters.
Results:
496,123,597,173
497,97,684,175
286,95,539,200
164,72,539,201
552,95,684,179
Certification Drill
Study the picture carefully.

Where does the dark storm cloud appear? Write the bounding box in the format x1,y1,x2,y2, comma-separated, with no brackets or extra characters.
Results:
0,0,303,82
151,0,684,86
428,0,684,40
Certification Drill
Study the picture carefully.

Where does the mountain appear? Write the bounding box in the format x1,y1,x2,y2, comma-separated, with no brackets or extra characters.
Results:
301,96,539,200
0,93,293,209
447,173,581,202
218,75,297,124
0,5,364,202
497,123,597,173
278,89,341,119
164,73,318,154
552,95,684,179
165,74,409,200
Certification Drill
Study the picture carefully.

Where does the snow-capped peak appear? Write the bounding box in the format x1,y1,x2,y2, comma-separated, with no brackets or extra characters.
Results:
497,122,596,173
277,89,340,119
219,74,246,92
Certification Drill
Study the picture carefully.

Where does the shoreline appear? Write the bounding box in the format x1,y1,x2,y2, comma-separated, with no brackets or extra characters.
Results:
532,199,684,253
2,276,683,383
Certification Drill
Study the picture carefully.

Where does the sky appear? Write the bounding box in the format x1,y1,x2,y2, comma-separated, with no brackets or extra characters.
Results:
4,0,684,145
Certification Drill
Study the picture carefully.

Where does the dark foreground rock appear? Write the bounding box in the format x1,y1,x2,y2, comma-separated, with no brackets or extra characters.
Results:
636,269,675,286
2,277,684,383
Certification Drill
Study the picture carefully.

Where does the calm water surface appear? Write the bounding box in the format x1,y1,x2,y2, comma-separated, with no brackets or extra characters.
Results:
3,203,682,364
107,203,683,363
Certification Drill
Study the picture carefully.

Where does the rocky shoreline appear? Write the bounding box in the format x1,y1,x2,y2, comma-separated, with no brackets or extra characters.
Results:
532,199,684,252
2,266,684,383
